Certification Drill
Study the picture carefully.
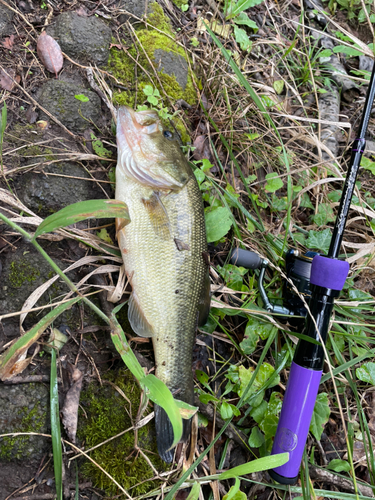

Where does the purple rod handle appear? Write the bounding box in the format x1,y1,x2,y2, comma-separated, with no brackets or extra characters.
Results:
269,362,322,483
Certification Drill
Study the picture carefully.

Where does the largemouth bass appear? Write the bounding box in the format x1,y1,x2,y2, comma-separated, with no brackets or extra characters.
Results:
115,106,210,462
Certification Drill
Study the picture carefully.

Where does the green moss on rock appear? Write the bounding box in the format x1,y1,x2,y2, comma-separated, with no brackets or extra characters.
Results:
9,259,40,288
108,3,197,141
78,369,165,496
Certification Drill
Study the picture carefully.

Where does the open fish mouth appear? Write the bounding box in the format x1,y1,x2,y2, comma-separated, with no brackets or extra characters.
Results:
116,106,190,190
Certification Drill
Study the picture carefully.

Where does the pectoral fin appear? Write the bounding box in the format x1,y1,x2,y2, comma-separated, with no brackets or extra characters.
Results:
198,271,211,326
128,292,154,337
141,192,171,240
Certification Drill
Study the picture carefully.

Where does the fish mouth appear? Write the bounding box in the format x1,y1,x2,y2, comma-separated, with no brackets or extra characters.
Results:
116,106,188,190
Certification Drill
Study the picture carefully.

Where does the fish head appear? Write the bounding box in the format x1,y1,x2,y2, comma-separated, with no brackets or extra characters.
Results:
116,106,191,190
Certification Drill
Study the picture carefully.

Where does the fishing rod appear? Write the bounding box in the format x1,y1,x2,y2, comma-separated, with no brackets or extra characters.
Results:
231,56,375,484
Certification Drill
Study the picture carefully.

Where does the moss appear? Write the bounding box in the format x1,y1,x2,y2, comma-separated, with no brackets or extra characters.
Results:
9,259,40,288
172,116,191,144
0,401,45,460
78,369,165,496
172,0,187,9
108,4,197,141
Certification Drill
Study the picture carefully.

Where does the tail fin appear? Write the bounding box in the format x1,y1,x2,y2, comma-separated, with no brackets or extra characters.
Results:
154,405,192,463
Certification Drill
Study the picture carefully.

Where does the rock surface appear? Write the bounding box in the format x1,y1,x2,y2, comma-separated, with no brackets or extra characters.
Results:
0,383,50,461
118,0,154,24
47,12,112,66
16,162,104,216
0,245,79,339
37,80,102,132
0,3,14,36
154,49,188,89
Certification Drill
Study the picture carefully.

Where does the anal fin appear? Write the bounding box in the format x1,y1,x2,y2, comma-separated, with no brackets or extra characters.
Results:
128,292,154,337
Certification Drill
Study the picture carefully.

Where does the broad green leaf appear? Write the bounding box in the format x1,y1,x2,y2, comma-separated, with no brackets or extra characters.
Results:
327,189,342,203
194,168,205,185
332,45,362,57
34,199,130,239
221,401,234,419
186,482,201,500
205,206,233,242
248,426,265,448
74,94,89,102
361,156,375,175
143,85,154,96
90,133,113,158
196,369,210,386
199,392,220,404
306,228,332,254
309,392,330,442
0,296,81,381
311,203,335,226
259,392,283,448
234,25,252,52
327,459,351,472
356,362,375,385
271,194,288,211
264,172,283,192
218,453,289,479
240,326,258,355
300,192,315,209
141,374,183,448
97,228,113,244
147,95,158,105
319,49,333,57
250,400,267,422
233,12,258,31
228,0,266,18
226,362,280,402
217,263,248,291
273,80,284,94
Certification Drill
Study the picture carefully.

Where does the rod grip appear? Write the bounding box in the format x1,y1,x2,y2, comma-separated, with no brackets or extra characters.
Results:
269,362,322,484
230,248,263,270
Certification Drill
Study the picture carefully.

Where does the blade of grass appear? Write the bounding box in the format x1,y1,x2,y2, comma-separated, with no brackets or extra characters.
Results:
51,346,63,500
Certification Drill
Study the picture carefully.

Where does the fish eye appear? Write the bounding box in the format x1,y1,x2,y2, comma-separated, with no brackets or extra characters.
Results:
163,130,173,139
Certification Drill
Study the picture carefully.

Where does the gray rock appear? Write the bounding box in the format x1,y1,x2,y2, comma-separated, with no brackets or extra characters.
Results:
0,383,49,461
118,0,153,24
359,55,374,73
0,3,14,37
47,12,111,66
153,49,188,89
0,244,78,339
17,162,103,216
37,80,101,132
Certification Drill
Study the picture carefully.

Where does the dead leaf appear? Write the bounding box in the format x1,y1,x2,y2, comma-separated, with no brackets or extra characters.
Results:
0,68,20,91
37,31,63,77
61,365,83,443
192,135,213,162
75,5,90,16
2,35,15,49
25,106,38,123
